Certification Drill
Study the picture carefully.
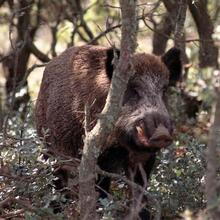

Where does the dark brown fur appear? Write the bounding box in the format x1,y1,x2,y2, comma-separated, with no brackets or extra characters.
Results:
36,45,172,156
36,46,111,157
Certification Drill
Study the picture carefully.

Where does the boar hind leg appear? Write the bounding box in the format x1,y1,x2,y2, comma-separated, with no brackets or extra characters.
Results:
97,146,128,198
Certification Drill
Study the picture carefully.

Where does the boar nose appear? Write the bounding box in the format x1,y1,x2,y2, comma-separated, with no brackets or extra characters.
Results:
136,122,173,149
149,124,173,148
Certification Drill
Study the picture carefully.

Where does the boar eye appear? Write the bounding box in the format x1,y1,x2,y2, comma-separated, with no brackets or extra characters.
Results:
132,87,141,98
123,86,141,105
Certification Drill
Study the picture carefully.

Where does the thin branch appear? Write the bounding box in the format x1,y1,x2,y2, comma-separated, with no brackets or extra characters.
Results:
88,24,121,45
15,63,47,92
90,11,208,46
96,166,161,220
28,41,50,62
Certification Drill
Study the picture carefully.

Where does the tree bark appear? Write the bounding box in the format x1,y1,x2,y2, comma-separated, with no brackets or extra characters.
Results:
3,0,42,110
205,86,220,219
153,0,188,64
152,13,173,55
173,0,187,48
188,0,218,68
151,0,218,68
78,0,137,219
4,1,32,95
3,0,40,110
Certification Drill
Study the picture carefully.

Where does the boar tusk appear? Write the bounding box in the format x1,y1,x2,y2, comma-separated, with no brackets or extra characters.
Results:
136,125,149,146
136,125,144,135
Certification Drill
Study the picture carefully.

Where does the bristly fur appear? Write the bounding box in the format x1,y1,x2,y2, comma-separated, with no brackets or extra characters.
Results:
105,48,120,79
35,45,178,157
35,45,182,218
162,47,182,85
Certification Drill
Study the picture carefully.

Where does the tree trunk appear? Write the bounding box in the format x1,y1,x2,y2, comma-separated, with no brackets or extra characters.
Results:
205,87,220,219
153,0,188,64
188,0,218,68
152,13,173,55
78,0,138,219
3,0,39,111
173,0,188,70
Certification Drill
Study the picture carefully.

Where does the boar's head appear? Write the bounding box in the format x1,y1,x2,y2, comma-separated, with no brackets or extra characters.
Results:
112,48,182,153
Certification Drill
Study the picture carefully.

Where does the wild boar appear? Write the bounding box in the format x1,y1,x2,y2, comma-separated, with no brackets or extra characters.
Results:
35,45,181,217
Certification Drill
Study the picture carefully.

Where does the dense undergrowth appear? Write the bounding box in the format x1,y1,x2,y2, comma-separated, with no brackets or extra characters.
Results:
0,87,209,220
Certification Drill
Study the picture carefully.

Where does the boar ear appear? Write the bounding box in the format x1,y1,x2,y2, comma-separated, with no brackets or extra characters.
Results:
105,48,120,80
162,47,182,86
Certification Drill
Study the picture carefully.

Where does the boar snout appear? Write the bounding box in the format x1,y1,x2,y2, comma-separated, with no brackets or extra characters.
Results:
135,113,173,149
136,123,173,148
